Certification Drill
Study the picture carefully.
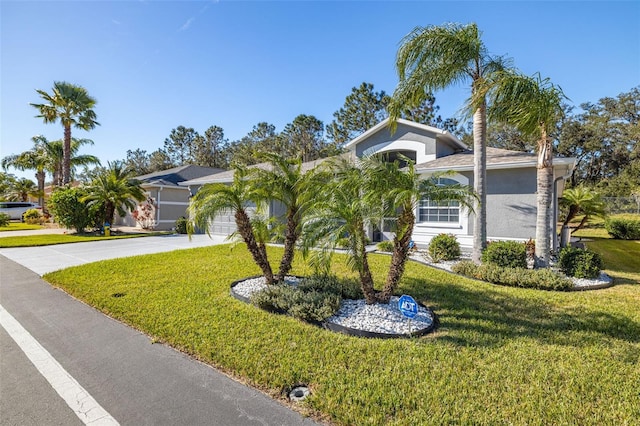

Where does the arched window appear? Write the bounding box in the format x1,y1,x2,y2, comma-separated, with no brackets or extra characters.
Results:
418,178,460,223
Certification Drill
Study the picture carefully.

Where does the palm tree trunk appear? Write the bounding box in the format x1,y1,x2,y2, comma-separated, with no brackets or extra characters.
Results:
63,124,72,185
235,209,274,284
275,207,299,282
535,129,554,268
573,214,590,233
360,251,377,305
561,205,579,228
379,207,414,303
472,103,487,263
36,169,45,208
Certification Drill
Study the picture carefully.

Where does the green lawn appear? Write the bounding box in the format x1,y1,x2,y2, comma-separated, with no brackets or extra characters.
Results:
0,232,167,248
571,215,640,285
0,223,43,232
44,245,640,425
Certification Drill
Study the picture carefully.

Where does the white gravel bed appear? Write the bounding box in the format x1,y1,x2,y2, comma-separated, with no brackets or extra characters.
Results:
232,276,434,335
232,276,301,299
326,297,433,335
571,271,613,288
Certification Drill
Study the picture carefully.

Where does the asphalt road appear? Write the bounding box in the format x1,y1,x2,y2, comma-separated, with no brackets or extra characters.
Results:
0,245,320,425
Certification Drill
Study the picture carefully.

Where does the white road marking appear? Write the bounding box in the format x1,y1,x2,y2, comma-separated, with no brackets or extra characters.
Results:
0,304,119,425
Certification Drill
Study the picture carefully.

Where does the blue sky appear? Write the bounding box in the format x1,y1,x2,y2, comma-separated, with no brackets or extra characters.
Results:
2,1,639,181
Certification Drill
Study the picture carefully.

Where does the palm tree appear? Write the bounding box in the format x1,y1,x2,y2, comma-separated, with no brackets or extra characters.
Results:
363,155,476,302
2,136,49,207
251,153,311,283
83,162,145,227
189,165,274,284
46,138,100,186
479,71,566,267
560,187,606,233
31,81,99,185
388,23,509,263
302,157,381,304
5,178,39,202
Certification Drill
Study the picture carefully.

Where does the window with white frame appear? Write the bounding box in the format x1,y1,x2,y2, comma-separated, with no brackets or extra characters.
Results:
418,178,460,224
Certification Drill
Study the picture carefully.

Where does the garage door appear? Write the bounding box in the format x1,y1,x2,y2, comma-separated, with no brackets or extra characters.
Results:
207,205,257,236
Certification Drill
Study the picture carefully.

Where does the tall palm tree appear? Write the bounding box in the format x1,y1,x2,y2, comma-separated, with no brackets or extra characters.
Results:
363,155,476,302
302,157,381,304
83,162,145,227
189,165,274,284
251,153,311,282
388,23,509,263
46,138,100,186
31,81,99,185
479,71,566,267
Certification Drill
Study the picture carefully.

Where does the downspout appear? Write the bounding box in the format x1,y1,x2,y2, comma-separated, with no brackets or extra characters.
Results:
553,162,574,251
552,175,564,252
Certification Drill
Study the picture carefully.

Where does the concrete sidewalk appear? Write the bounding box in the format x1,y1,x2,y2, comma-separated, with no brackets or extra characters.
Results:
0,233,229,275
0,255,320,425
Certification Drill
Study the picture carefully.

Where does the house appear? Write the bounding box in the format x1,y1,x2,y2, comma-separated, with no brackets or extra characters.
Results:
181,118,576,250
116,165,225,231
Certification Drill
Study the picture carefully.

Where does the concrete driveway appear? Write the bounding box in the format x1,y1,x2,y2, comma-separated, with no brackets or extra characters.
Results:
0,233,228,275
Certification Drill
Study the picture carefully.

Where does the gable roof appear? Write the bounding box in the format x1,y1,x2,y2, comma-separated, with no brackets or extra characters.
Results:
134,165,225,187
180,152,356,186
343,117,467,151
415,147,575,172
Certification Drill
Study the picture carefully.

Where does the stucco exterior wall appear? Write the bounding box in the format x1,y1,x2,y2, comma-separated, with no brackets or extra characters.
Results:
485,168,537,239
354,124,438,164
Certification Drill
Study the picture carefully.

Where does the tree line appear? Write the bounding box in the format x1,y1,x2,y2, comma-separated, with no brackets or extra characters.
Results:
118,82,457,174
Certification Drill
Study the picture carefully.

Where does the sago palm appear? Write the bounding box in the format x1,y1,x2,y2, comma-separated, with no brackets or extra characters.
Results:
189,165,274,284
479,70,566,267
560,187,606,233
31,81,99,184
389,22,509,263
83,162,145,226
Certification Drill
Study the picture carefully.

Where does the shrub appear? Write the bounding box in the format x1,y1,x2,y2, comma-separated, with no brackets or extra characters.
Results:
558,247,603,279
175,217,188,234
376,240,394,252
250,274,361,322
48,187,101,233
451,260,479,277
453,260,573,291
250,283,341,322
0,213,10,227
605,218,640,240
427,233,461,262
481,240,527,269
297,274,363,300
23,208,43,225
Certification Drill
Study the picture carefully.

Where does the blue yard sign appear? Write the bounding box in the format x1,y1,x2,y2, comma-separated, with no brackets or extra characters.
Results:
398,294,418,319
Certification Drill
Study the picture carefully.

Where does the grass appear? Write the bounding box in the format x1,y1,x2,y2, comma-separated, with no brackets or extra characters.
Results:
0,232,168,248
44,244,640,425
570,216,640,285
0,222,43,232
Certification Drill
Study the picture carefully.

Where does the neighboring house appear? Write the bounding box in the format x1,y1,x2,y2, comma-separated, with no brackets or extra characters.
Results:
117,165,225,231
182,118,576,250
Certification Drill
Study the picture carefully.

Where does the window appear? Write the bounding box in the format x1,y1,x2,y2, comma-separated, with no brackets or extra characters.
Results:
418,178,460,224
